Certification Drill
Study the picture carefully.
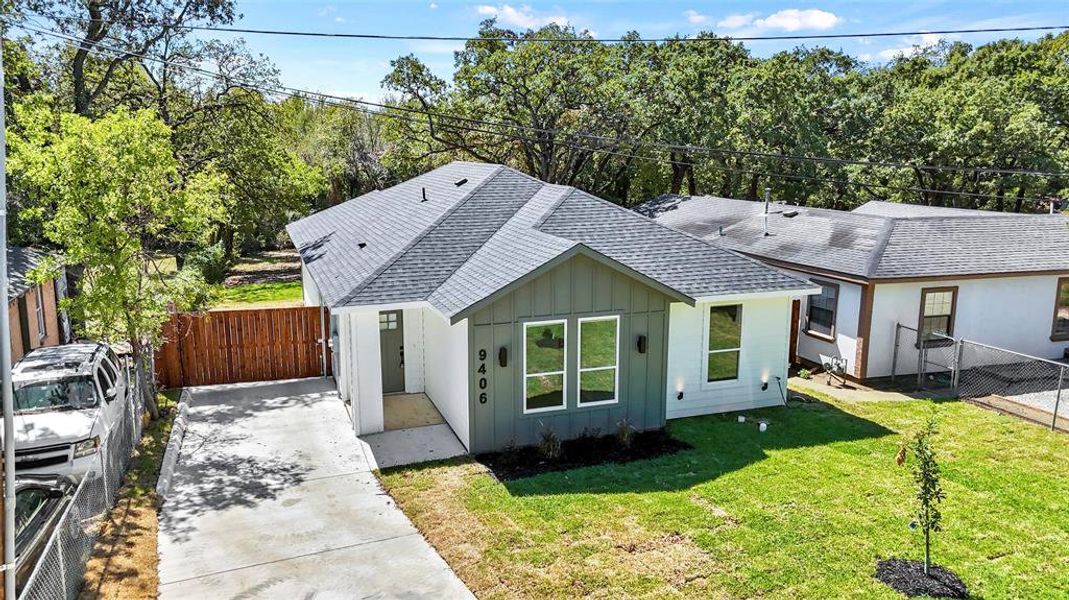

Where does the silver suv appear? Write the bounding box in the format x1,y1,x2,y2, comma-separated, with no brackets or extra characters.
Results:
10,343,129,480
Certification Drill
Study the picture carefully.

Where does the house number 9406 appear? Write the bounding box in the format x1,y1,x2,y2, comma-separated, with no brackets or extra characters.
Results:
477,349,488,403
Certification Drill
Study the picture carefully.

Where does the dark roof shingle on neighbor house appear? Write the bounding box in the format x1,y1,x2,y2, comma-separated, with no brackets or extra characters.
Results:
287,162,814,319
637,195,1069,280
7,247,51,301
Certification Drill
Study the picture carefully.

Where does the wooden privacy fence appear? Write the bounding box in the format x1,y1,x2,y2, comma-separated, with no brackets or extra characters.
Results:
155,306,331,388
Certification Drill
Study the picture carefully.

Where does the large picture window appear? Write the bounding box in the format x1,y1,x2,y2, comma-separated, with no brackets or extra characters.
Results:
523,320,567,413
707,305,742,382
806,281,839,339
578,316,619,406
919,287,957,341
1052,278,1069,340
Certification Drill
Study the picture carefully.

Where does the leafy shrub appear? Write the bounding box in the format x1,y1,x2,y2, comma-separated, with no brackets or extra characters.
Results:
798,368,812,380
185,242,230,284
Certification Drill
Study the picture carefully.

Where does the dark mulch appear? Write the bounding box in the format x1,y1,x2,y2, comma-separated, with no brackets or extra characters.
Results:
477,429,692,481
875,558,968,598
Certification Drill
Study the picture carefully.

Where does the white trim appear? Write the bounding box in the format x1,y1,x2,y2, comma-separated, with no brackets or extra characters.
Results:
522,318,568,415
693,287,821,304
328,300,433,314
576,315,620,407
701,303,743,388
34,283,46,341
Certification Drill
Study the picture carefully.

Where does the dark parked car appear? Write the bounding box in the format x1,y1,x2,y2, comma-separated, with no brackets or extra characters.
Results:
14,474,76,594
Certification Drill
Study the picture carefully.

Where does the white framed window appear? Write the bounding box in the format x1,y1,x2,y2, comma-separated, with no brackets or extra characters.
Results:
706,304,742,383
523,319,567,414
34,284,46,341
577,315,619,407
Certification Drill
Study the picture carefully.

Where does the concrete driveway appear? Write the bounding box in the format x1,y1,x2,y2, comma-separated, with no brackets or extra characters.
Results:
158,378,473,599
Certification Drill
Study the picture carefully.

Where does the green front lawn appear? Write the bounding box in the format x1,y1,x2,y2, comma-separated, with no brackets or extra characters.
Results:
212,281,304,308
379,388,1069,599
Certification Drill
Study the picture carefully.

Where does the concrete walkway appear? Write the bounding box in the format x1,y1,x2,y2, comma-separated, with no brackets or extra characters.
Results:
158,378,473,599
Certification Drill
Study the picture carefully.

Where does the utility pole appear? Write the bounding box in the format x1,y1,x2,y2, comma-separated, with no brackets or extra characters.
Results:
0,35,18,600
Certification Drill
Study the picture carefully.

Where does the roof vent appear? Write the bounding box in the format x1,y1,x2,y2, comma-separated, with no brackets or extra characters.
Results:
783,210,799,218
454,178,468,187
357,242,367,249
421,187,428,202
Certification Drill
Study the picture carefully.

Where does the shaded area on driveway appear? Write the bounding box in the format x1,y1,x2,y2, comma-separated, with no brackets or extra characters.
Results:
157,378,473,599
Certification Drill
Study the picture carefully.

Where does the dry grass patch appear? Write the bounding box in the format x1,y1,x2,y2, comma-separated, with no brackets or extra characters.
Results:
78,392,177,600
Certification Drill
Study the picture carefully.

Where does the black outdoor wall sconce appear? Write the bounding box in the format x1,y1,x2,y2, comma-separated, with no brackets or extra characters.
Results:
676,391,684,400
636,335,647,354
498,346,508,368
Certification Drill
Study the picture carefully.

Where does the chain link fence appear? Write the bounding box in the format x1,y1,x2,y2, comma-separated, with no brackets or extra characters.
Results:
17,360,144,600
892,323,1067,431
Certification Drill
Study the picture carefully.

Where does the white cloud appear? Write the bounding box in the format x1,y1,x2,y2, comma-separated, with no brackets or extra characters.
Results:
429,2,438,7
858,52,873,62
334,16,346,23
753,9,841,31
717,13,755,28
877,33,942,60
683,9,709,25
476,4,569,29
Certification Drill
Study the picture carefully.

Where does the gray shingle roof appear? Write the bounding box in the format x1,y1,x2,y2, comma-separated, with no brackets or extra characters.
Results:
288,163,814,318
8,247,50,300
637,194,1069,280
852,200,1019,218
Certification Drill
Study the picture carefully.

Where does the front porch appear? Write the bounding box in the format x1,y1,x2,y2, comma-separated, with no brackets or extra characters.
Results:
354,393,466,469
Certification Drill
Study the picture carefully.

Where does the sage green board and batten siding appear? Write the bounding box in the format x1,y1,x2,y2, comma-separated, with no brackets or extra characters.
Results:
467,254,672,453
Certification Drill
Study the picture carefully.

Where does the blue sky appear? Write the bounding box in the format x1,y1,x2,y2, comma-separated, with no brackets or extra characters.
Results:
219,1,1067,101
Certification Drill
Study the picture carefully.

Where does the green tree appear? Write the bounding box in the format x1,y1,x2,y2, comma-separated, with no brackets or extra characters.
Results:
897,411,946,575
173,89,325,259
8,105,224,418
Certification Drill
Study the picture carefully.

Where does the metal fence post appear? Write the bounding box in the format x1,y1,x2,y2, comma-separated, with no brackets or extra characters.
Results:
916,339,925,390
56,530,67,596
951,338,964,393
891,324,900,383
1053,366,1065,432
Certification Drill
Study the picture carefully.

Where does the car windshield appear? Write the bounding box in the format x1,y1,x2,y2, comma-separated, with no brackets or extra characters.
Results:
13,378,98,413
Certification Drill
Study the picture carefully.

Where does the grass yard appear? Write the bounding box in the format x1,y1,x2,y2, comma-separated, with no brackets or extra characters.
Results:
211,281,304,309
79,391,179,600
379,386,1069,599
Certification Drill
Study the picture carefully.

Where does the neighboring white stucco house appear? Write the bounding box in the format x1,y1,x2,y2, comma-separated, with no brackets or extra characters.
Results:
288,162,817,454
640,196,1069,380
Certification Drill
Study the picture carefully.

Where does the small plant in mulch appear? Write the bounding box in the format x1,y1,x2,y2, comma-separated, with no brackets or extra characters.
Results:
478,428,692,481
615,418,635,449
877,410,967,598
798,368,812,380
537,424,562,460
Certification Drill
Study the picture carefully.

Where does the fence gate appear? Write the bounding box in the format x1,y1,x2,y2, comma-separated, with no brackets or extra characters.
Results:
892,322,1067,431
155,306,331,387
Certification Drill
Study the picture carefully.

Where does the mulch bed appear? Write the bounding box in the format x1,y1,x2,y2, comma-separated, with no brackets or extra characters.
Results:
875,558,968,598
477,429,692,481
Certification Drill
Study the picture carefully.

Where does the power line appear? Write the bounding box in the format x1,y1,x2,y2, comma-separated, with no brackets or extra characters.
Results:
17,21,1068,179
20,11,1069,44
16,23,1060,205
22,23,1068,180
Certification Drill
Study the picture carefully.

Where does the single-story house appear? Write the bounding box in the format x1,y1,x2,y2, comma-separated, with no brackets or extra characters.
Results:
288,162,817,453
637,196,1069,380
7,248,68,364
